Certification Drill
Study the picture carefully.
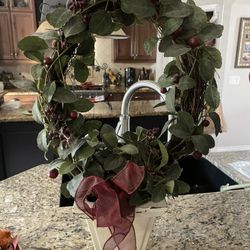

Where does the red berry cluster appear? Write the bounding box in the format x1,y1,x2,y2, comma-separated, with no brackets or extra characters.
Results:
67,0,88,12
146,128,159,140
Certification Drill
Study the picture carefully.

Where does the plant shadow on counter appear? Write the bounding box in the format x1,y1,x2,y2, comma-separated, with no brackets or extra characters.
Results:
60,152,237,207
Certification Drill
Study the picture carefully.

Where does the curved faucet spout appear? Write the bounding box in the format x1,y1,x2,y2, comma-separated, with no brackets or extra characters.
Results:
116,80,166,137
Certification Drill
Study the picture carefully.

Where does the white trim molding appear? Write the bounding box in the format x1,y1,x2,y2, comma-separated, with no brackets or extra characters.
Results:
211,145,250,152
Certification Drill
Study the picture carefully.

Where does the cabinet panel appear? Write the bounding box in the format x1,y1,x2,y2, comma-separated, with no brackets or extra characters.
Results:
114,26,134,62
10,0,34,11
0,12,14,60
11,12,36,59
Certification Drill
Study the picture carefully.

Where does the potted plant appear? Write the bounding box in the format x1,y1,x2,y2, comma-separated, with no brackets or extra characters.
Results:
11,0,224,249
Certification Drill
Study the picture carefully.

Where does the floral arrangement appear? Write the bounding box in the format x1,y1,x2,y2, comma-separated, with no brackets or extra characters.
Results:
12,0,223,248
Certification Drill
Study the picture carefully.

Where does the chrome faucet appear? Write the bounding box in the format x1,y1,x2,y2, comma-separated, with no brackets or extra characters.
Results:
115,80,167,137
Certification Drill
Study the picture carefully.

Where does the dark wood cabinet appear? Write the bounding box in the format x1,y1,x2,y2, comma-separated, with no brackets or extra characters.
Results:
114,21,157,63
0,0,36,62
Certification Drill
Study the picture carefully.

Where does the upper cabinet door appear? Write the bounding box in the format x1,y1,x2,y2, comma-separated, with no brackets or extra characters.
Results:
0,0,9,9
10,0,34,11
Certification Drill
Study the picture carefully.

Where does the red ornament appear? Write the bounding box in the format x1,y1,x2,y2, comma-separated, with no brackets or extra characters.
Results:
193,151,202,160
160,87,167,94
48,169,59,179
187,35,201,49
43,57,53,66
69,111,78,120
202,119,210,127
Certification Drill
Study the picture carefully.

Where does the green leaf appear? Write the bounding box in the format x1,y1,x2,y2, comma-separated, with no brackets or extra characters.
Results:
67,173,83,197
89,10,113,36
209,112,221,136
37,129,48,152
158,74,174,87
103,155,126,171
32,98,43,124
44,81,56,103
64,15,86,38
205,85,220,110
71,99,94,112
199,23,223,42
165,88,176,113
119,144,139,155
59,160,75,175
199,55,215,81
10,80,37,92
48,159,65,171
203,47,222,69
121,0,156,19
144,37,158,55
157,140,169,169
164,60,180,76
177,75,196,90
165,180,175,194
158,120,172,139
161,18,183,36
77,145,95,161
67,114,85,136
52,87,78,103
169,111,194,139
85,160,104,177
174,180,190,194
18,36,48,52
38,30,60,40
158,36,173,53
129,191,150,206
100,124,118,149
61,182,71,198
161,3,192,18
191,134,215,155
76,35,95,56
46,7,74,28
74,60,89,83
31,64,45,81
151,184,167,203
24,51,44,63
114,9,135,26
55,55,70,79
164,44,191,57
165,162,183,181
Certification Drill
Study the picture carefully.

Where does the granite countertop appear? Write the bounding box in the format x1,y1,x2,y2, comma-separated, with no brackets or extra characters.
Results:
0,152,250,249
0,100,167,123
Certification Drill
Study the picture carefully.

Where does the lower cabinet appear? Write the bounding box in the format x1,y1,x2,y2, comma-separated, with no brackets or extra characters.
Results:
0,116,168,180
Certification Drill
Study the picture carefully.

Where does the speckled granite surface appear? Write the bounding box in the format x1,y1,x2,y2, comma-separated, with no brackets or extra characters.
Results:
207,151,250,184
0,155,250,249
0,100,167,122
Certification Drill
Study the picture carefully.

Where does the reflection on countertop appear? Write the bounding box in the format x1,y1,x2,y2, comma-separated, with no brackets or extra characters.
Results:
0,152,250,249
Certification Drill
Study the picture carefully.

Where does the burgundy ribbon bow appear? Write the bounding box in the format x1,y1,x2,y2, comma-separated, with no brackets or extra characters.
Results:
75,161,145,250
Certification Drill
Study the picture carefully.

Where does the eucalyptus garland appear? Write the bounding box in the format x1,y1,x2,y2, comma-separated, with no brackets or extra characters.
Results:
12,0,223,205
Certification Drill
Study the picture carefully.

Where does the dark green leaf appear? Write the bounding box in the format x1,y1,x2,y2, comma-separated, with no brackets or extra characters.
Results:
18,36,48,51
165,88,176,113
32,98,43,124
103,155,126,171
67,114,85,136
203,47,222,69
161,3,192,18
67,173,83,197
177,75,196,90
121,0,156,19
53,87,78,103
164,60,180,76
48,159,65,171
199,55,215,81
85,160,104,177
10,80,37,92
77,145,95,161
164,44,191,57
76,35,95,55
71,99,94,112
74,60,89,83
209,112,221,136
89,10,113,36
100,124,118,149
31,64,45,81
157,140,169,169
44,81,56,103
205,85,220,110
165,162,183,181
158,36,173,53
199,23,223,42
161,18,183,36
151,184,167,202
55,55,70,79
129,191,150,206
61,182,71,198
113,9,135,26
46,7,74,28
24,51,44,63
191,134,215,154
144,37,158,55
174,180,190,194
59,160,75,175
37,129,48,152
64,15,86,38
119,144,139,155
158,74,174,87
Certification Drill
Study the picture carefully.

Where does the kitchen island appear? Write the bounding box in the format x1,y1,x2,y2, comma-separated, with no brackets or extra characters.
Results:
0,151,250,249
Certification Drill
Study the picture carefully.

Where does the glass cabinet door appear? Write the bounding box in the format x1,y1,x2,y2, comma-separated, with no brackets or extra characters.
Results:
0,0,8,8
11,0,33,10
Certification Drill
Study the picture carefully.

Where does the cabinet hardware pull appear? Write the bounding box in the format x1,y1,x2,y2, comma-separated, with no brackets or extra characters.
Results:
14,52,18,56
10,52,14,56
